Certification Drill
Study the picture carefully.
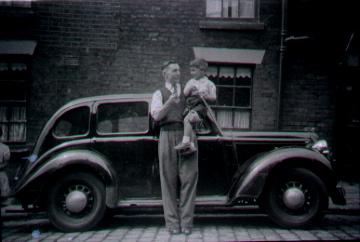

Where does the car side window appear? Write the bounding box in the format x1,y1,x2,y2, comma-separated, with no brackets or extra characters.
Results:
53,106,90,138
96,102,149,134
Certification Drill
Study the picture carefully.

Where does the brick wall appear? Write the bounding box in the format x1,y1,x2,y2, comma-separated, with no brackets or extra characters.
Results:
280,51,336,144
28,0,282,142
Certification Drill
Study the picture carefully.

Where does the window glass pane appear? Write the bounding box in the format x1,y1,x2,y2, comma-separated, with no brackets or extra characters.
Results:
233,110,250,129
235,76,251,86
235,87,251,107
231,0,239,18
0,107,8,122
97,102,148,134
216,109,233,129
10,106,26,121
0,125,8,142
223,0,230,18
236,66,252,78
207,66,218,78
206,0,222,18
53,106,90,137
9,123,26,142
218,66,235,85
217,87,233,106
218,76,234,86
219,66,235,78
239,0,255,18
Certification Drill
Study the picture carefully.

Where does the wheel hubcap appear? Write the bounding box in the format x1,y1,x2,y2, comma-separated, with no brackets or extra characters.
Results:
65,190,88,213
282,187,305,210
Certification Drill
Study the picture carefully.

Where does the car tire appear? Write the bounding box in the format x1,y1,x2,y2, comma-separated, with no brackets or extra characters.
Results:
264,167,328,228
47,172,106,232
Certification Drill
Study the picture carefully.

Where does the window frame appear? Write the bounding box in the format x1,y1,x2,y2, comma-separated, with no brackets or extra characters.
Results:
95,100,150,136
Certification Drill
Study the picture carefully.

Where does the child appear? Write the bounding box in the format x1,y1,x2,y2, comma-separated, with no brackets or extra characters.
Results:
174,58,216,154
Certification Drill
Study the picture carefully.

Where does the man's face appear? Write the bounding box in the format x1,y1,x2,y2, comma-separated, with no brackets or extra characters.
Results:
164,63,180,85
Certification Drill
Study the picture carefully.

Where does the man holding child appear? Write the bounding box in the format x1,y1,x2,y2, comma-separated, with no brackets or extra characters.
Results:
150,58,216,235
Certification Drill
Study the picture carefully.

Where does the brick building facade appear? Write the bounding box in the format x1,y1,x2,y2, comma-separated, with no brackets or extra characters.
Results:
1,0,359,174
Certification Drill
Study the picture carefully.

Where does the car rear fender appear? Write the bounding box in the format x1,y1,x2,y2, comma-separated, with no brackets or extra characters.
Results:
227,147,334,204
15,149,119,208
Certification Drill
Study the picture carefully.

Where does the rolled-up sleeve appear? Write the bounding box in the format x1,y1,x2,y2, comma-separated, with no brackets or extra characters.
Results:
150,90,163,121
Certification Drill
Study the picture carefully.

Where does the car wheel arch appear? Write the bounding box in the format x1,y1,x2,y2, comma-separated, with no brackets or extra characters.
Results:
228,147,335,204
15,150,119,209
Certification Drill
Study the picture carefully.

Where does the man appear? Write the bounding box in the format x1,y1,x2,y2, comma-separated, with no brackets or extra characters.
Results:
151,61,198,235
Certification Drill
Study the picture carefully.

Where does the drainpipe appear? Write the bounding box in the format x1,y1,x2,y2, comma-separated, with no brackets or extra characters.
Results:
277,0,288,130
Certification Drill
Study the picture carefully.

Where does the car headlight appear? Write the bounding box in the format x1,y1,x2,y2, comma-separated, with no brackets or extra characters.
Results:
312,140,330,155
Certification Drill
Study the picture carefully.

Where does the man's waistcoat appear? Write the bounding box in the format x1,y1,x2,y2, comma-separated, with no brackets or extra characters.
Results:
159,87,185,127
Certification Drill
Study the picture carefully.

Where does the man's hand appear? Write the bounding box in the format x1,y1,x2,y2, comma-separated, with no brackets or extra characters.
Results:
167,93,180,105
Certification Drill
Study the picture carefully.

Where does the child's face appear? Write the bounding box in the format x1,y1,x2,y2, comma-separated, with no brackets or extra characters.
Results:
190,67,205,80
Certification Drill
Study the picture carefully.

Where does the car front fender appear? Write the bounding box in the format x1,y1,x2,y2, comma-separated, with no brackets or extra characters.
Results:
227,147,333,204
14,149,119,208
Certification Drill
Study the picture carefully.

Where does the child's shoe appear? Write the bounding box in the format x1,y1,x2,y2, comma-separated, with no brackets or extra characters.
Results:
179,142,197,155
174,142,191,151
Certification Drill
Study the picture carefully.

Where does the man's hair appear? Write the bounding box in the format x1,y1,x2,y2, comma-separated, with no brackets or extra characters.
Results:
190,58,208,71
161,60,178,71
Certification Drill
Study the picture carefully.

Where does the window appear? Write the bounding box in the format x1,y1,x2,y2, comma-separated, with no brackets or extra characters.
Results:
0,62,29,143
208,65,253,129
96,102,149,134
206,0,256,19
53,106,90,138
193,47,265,130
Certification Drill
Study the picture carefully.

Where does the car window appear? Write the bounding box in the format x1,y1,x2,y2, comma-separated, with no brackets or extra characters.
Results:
96,102,149,134
53,106,90,138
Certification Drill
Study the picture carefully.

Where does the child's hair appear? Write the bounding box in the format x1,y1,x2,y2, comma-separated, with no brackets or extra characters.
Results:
190,58,208,71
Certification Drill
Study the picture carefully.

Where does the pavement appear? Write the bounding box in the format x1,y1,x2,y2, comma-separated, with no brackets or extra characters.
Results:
1,180,359,241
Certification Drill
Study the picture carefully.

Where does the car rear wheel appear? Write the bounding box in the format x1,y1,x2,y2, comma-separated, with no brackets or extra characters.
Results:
264,168,328,228
47,172,106,232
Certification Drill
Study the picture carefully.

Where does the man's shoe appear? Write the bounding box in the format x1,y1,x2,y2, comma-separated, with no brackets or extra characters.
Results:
168,228,181,235
174,142,191,151
182,228,192,235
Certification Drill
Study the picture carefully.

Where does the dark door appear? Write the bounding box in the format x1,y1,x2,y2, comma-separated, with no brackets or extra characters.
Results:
92,101,159,199
334,66,360,177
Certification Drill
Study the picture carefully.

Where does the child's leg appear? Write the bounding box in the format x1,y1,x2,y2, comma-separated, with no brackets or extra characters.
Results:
183,113,194,142
175,111,200,151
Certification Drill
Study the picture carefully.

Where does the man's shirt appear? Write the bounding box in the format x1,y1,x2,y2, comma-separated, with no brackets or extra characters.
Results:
151,82,181,121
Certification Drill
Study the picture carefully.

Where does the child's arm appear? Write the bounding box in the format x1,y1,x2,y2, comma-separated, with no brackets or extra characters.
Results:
201,82,216,102
183,80,196,97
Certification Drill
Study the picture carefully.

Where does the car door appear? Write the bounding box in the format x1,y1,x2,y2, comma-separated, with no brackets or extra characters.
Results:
92,100,159,199
196,129,238,197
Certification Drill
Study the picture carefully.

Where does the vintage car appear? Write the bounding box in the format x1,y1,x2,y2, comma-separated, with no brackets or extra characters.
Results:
10,94,345,232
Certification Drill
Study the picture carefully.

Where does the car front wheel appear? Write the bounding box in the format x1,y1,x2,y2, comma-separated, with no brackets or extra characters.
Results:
264,168,328,228
48,172,106,232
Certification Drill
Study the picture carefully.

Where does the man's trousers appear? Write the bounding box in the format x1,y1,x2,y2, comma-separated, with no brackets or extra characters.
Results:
158,128,198,230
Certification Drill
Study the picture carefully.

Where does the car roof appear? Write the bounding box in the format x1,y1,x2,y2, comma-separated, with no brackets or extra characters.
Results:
63,93,153,108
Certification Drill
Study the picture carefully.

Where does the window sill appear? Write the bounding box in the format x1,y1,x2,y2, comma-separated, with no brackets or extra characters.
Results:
199,19,265,31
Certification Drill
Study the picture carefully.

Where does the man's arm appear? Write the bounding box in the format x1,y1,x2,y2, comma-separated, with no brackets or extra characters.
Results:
151,90,177,121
